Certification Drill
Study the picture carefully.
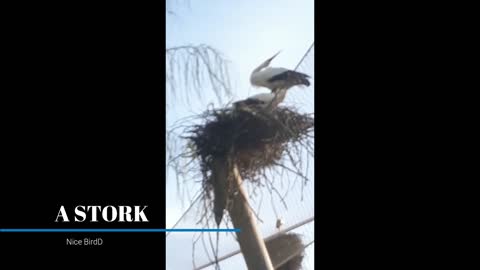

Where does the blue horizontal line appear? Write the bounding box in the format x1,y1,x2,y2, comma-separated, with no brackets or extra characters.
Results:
0,228,240,233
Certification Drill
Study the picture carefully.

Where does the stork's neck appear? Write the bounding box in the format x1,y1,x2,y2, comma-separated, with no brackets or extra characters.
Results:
252,59,272,74
250,64,266,85
252,65,264,74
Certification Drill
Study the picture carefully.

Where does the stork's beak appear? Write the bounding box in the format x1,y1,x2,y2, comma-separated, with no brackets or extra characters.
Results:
266,50,281,64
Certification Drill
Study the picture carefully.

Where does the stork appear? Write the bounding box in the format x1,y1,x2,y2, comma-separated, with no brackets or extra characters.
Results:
276,217,284,231
250,51,311,93
233,89,287,111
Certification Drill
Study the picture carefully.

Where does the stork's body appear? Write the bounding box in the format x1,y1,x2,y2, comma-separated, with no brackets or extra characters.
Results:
250,52,311,93
233,89,287,111
233,51,311,111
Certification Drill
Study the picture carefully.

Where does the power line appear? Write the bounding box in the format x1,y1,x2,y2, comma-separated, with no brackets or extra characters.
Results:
294,42,314,71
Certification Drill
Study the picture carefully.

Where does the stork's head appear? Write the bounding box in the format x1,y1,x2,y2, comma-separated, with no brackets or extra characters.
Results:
252,51,281,73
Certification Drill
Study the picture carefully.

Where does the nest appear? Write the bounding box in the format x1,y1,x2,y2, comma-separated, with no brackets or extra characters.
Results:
266,233,305,270
188,106,314,185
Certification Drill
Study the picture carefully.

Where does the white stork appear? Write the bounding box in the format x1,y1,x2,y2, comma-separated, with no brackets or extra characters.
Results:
233,89,287,111
276,217,284,231
250,51,311,93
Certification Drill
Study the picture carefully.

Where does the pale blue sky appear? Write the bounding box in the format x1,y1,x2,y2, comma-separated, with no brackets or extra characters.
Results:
166,1,314,269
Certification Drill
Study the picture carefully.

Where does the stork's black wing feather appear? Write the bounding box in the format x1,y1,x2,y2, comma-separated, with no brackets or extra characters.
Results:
267,70,310,87
233,98,265,107
243,98,266,105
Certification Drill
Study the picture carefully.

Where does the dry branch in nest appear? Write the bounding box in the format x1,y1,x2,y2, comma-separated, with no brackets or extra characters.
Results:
266,233,305,270
185,105,314,225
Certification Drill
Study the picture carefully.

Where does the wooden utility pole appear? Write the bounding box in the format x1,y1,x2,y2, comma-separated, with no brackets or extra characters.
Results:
227,162,274,270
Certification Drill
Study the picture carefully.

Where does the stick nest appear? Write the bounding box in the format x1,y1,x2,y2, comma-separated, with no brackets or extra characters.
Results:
187,106,314,185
